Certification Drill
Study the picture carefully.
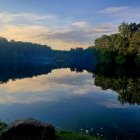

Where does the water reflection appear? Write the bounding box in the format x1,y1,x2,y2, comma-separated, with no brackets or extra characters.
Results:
0,67,140,140
0,69,117,106
94,65,140,105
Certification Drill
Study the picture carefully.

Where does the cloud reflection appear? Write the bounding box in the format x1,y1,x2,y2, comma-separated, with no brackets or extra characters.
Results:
0,68,129,108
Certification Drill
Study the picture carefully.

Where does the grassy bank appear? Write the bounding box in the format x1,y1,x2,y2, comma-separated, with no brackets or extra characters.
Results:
56,131,101,140
0,122,100,140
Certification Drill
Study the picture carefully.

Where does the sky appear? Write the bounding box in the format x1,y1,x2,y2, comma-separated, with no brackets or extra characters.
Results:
0,0,140,50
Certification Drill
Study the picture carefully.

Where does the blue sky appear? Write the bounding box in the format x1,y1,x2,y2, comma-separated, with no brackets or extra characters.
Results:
0,0,140,50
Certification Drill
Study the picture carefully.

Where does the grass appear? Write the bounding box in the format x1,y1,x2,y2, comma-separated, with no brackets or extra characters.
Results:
0,131,101,140
0,122,101,140
56,131,101,140
0,122,7,132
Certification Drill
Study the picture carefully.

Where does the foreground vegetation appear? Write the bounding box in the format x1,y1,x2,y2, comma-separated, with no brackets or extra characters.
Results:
56,131,101,140
0,122,100,140
0,132,101,140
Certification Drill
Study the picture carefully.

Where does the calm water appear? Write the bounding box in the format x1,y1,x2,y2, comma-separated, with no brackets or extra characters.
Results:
0,68,140,139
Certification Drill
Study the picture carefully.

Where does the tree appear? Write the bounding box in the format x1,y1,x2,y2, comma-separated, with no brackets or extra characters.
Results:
95,35,112,49
119,22,130,38
94,22,140,67
115,53,126,65
129,31,140,54
135,54,140,67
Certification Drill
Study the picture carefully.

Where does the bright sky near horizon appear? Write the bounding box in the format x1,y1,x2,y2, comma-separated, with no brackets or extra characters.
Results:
0,0,140,50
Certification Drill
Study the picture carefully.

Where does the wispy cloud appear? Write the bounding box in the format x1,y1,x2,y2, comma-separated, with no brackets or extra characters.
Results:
71,21,90,28
98,7,128,15
0,68,116,105
98,6,140,19
0,12,56,24
26,22,117,49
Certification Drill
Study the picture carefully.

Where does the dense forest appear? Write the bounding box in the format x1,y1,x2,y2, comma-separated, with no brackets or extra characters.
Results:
0,37,95,67
0,37,52,65
94,22,140,68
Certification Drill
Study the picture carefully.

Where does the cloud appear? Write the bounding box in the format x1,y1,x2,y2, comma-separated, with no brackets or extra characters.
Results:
29,21,117,49
0,69,93,104
0,68,128,109
36,30,92,44
0,22,117,50
0,11,118,50
71,21,90,28
0,6,140,50
98,7,128,15
98,6,140,19
0,68,110,105
0,12,56,23
1,25,50,43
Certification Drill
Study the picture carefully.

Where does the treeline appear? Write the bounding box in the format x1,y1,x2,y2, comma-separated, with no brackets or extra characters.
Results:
0,37,52,65
94,22,140,67
0,37,96,68
0,38,95,83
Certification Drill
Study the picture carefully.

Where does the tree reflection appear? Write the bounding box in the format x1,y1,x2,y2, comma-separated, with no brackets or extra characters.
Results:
94,65,140,105
0,62,139,105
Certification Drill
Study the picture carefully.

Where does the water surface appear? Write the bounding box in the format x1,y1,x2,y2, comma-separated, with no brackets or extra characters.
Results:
0,68,140,140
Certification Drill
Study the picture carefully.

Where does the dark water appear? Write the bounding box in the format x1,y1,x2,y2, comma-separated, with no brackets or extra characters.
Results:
0,67,140,140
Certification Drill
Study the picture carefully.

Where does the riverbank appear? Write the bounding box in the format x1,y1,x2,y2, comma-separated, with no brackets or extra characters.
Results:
56,131,100,140
0,120,101,140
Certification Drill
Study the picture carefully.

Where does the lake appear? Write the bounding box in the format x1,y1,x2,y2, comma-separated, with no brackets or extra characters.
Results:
0,68,140,140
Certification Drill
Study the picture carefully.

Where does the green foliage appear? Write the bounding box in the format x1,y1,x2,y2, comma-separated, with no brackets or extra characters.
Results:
0,122,7,131
135,54,140,67
94,22,140,67
119,22,140,39
0,123,101,140
96,49,114,64
0,37,52,65
119,22,131,38
129,31,140,54
56,131,101,140
115,53,126,65
0,37,96,67
95,35,112,49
